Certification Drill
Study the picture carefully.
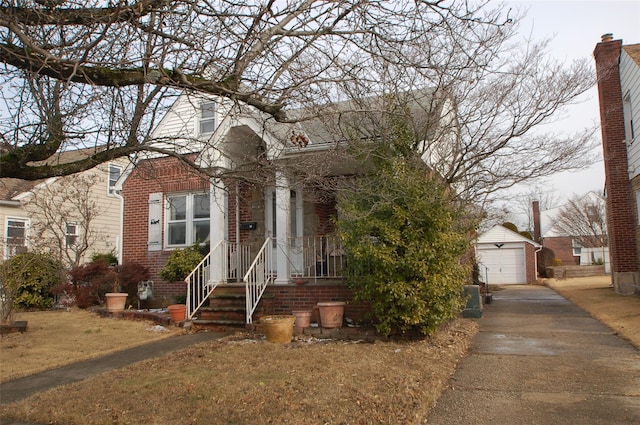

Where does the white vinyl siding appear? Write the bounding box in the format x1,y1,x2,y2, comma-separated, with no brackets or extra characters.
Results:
621,48,640,178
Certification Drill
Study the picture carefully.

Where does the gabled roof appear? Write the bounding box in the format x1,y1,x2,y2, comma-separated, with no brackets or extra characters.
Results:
623,44,640,67
477,224,540,247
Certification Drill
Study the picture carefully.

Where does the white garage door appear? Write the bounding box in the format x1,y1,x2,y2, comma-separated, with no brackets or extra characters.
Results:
477,246,525,285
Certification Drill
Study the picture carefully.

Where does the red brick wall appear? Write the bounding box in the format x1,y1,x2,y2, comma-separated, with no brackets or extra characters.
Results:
263,283,369,322
542,236,579,266
594,38,638,274
121,157,209,302
525,243,538,283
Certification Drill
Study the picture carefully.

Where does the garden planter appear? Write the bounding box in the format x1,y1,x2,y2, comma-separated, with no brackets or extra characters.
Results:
105,293,128,312
261,315,296,343
317,301,345,329
168,304,187,322
291,310,312,333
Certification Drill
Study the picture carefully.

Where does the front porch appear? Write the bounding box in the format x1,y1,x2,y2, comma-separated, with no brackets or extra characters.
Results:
185,235,361,325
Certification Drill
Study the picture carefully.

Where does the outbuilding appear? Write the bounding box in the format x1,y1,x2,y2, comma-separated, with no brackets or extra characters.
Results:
476,225,541,285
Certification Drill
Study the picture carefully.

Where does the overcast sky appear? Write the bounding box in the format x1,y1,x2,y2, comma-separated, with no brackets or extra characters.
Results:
503,0,640,204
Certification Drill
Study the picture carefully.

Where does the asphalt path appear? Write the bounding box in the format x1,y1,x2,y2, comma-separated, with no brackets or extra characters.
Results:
426,285,640,425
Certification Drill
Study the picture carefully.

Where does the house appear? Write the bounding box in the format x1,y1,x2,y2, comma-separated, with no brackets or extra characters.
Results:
0,148,126,266
594,34,640,294
532,192,609,272
475,225,541,285
119,89,457,322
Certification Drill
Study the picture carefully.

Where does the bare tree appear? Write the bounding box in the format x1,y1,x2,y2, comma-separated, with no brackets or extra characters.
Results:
22,173,108,267
552,191,607,252
0,1,596,201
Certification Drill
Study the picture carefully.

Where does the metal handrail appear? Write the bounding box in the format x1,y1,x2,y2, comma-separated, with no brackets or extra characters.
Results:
185,241,220,319
243,238,274,324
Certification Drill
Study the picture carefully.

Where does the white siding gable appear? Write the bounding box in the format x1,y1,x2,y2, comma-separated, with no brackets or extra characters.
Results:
621,48,640,178
477,225,540,247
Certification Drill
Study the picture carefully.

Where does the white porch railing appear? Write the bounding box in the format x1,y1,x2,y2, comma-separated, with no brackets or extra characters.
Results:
185,241,256,319
244,238,274,324
186,235,345,323
185,241,217,320
287,235,346,280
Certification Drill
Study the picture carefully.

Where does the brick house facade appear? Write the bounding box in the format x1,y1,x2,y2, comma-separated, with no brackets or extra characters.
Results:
594,34,640,293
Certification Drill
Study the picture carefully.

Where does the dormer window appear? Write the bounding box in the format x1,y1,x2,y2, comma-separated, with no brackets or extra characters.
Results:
199,102,216,136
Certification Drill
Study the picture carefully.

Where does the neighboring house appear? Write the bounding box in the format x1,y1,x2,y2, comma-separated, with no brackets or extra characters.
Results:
0,148,126,266
531,193,609,272
475,225,541,285
120,89,457,321
594,34,640,294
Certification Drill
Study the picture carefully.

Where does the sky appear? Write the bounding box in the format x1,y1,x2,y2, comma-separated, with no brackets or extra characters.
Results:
502,0,640,206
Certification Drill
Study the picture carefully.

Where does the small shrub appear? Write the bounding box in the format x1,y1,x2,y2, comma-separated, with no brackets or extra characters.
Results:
159,243,206,282
91,252,118,266
64,259,116,307
116,262,150,300
552,257,563,266
0,252,66,321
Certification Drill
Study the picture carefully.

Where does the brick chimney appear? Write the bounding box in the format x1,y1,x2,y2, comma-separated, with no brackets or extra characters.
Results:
593,33,639,288
532,200,541,243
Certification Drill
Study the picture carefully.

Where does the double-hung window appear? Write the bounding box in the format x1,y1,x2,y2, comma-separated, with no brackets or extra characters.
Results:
5,218,28,258
199,102,216,136
108,164,123,195
166,193,210,247
65,222,79,248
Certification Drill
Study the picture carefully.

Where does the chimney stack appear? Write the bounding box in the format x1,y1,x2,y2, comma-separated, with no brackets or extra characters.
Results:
532,200,541,243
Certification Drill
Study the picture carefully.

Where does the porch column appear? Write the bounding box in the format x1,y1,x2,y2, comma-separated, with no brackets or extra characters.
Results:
274,171,291,284
210,178,226,284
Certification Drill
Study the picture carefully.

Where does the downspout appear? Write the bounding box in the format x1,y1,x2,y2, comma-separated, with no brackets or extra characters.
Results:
534,244,543,282
113,190,124,265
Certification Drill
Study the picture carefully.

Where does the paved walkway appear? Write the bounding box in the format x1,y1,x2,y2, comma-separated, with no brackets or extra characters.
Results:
426,285,640,424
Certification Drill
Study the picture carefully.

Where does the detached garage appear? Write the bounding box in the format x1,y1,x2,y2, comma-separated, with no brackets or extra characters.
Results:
476,225,541,285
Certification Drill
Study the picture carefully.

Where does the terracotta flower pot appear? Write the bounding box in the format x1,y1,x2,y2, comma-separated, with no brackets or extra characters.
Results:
317,301,345,329
292,310,312,333
168,304,187,322
261,315,296,343
105,293,128,312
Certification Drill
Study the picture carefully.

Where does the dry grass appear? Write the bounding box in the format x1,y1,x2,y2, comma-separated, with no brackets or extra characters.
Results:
0,318,477,425
2,276,637,424
0,308,184,382
546,276,640,348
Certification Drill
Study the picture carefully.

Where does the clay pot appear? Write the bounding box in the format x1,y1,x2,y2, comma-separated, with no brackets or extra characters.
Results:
105,293,128,312
168,304,187,322
317,301,345,329
292,310,312,333
261,315,296,343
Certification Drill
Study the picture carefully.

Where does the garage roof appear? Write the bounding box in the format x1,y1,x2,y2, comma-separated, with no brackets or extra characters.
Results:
477,225,541,247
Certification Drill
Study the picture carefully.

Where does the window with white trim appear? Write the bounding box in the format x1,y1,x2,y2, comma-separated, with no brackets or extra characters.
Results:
166,193,210,247
108,163,122,195
199,102,216,136
572,239,582,256
5,218,28,258
65,222,79,248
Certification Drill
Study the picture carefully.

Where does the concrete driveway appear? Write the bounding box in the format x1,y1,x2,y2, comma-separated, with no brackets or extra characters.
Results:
426,285,640,425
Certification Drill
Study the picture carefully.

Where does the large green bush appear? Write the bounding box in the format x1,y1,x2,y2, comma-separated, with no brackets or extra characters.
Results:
159,243,207,282
0,252,66,317
337,144,478,337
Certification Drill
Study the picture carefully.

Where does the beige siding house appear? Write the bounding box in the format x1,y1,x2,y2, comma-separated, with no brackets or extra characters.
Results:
0,149,126,266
